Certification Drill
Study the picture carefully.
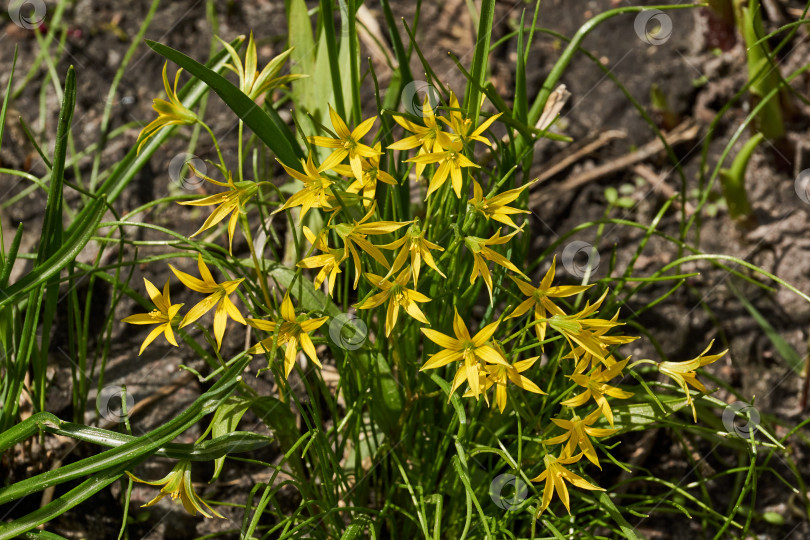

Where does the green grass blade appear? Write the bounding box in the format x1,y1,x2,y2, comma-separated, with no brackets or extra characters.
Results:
465,0,495,124
0,412,61,453
0,223,24,287
0,47,18,155
89,0,162,191
35,65,77,412
39,65,74,263
318,0,347,120
728,280,804,374
0,197,106,308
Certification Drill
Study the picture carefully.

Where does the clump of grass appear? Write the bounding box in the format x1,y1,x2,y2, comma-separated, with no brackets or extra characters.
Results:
1,2,808,539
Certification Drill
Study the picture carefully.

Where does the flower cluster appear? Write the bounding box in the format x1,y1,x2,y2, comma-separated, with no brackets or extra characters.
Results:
124,37,728,520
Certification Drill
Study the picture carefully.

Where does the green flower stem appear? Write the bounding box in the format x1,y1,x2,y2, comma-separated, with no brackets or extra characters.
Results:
240,213,273,309
200,120,227,172
238,119,245,182
628,359,659,370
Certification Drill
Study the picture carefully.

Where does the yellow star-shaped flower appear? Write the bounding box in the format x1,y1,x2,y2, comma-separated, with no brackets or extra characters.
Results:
439,91,502,147
297,226,345,297
355,269,431,337
378,219,445,288
247,293,328,378
468,180,534,229
217,33,305,101
406,140,479,199
507,256,592,344
169,254,246,351
530,452,604,515
122,278,183,355
464,228,528,302
330,142,398,207
542,408,616,468
420,309,508,400
273,154,335,219
331,204,411,288
659,340,727,422
127,460,223,519
462,347,546,412
137,63,198,154
178,168,261,254
388,96,452,178
308,104,382,182
561,357,634,427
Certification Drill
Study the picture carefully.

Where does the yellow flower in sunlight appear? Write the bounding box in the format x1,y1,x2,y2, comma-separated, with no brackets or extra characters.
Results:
546,291,625,364
331,142,398,206
420,308,508,400
217,33,305,100
561,357,634,427
308,104,382,181
127,460,223,519
530,452,605,515
355,269,430,337
507,256,591,344
332,204,411,288
177,168,261,254
543,408,616,469
406,140,479,199
169,254,245,351
273,154,334,218
122,278,183,355
659,340,727,422
379,219,445,288
246,293,328,378
388,96,451,178
567,312,637,372
137,62,198,154
463,346,546,413
464,228,528,302
468,180,534,229
439,91,503,147
297,226,345,297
